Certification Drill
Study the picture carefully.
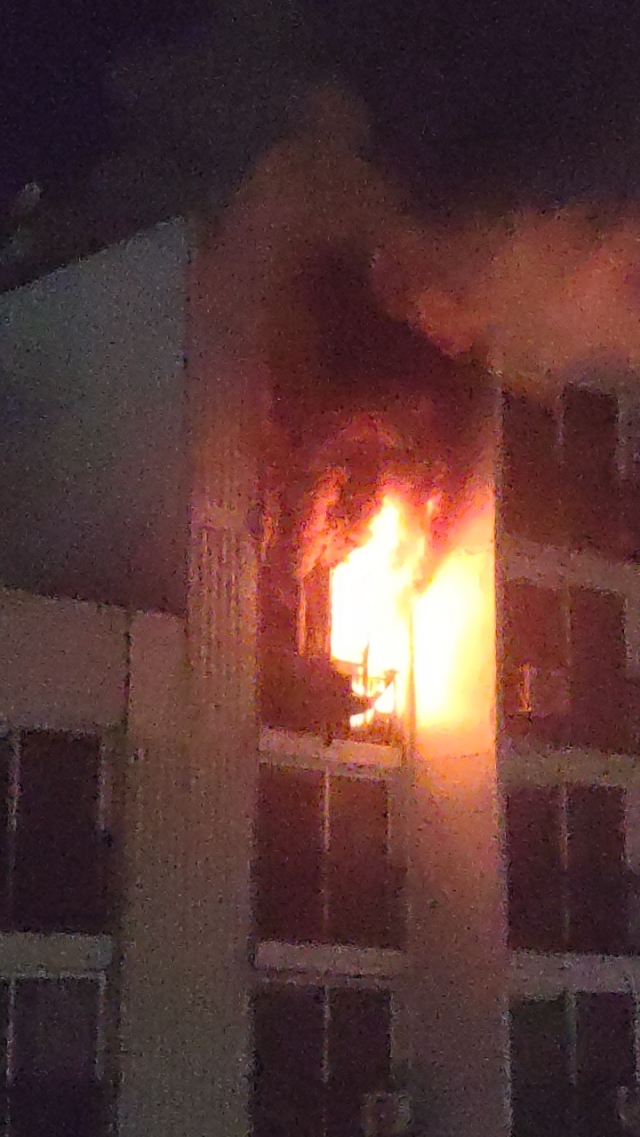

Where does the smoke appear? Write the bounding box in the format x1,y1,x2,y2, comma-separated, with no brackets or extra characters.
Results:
374,205,640,389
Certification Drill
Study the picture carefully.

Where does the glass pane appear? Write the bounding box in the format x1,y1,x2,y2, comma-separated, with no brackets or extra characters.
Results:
563,388,619,554
0,982,9,1134
13,979,99,1084
576,992,634,1137
501,392,562,543
254,766,324,943
328,778,395,948
14,731,105,933
506,788,564,952
510,998,571,1137
569,589,627,752
0,738,12,930
252,985,324,1137
567,786,626,954
327,989,391,1137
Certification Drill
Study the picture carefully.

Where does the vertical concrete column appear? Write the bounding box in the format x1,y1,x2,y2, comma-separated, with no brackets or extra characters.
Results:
183,239,262,1137
404,490,510,1137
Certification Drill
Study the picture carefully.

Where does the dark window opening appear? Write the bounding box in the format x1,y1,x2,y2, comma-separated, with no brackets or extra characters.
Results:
567,786,626,954
501,392,563,545
254,767,324,945
510,997,570,1137
575,992,634,1137
252,985,391,1137
506,788,563,952
511,993,634,1137
0,731,112,935
501,583,638,755
253,986,325,1137
501,385,640,562
506,785,628,955
569,588,630,754
326,990,391,1137
501,583,570,747
254,766,404,950
0,978,107,1137
563,387,619,556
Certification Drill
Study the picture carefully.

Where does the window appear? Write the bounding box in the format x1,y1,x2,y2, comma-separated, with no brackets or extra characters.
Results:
510,997,570,1137
252,984,391,1137
501,583,637,754
254,766,405,950
0,730,112,934
501,385,640,560
0,977,108,1137
510,993,634,1137
501,583,569,745
506,785,627,954
506,788,564,952
563,387,619,554
501,391,563,545
569,588,628,753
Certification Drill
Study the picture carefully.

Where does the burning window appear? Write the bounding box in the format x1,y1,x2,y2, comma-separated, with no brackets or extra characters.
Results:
261,478,495,756
313,493,433,740
260,242,496,752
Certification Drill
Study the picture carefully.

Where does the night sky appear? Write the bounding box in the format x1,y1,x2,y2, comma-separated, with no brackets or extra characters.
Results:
3,0,640,210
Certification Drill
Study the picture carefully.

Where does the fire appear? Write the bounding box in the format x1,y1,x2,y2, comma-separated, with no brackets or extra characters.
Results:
330,490,495,751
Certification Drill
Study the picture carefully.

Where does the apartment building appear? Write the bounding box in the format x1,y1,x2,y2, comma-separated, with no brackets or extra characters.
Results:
0,71,639,1137
500,379,640,1137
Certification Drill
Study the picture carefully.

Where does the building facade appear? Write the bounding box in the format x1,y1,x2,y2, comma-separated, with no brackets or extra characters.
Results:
0,89,639,1137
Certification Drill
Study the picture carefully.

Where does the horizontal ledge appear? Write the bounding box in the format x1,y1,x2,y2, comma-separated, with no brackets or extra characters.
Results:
259,727,402,769
500,740,640,785
509,948,640,997
0,934,112,978
254,940,406,979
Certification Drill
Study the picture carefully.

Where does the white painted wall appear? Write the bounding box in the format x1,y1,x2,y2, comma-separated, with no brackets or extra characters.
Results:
0,588,193,1136
0,587,128,729
0,220,190,614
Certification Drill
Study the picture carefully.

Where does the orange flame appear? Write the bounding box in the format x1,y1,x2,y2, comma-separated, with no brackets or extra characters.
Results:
330,490,495,752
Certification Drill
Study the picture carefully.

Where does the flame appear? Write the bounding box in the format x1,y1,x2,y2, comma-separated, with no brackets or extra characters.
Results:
330,489,495,751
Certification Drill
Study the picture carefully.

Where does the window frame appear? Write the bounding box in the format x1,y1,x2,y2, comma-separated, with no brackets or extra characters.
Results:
509,991,637,1137
505,782,629,956
254,729,408,975
251,976,397,1137
0,727,116,935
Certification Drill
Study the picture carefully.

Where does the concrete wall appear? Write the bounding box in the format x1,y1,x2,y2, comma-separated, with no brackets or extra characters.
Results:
0,588,194,1136
406,494,509,1137
0,220,190,615
0,587,128,729
118,610,193,1137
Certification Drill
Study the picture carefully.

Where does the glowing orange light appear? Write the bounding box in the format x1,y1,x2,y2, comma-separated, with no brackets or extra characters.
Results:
329,490,495,750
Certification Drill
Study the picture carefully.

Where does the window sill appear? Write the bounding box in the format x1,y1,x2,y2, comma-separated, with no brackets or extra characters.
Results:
254,939,405,979
509,948,640,997
259,727,403,769
500,735,640,782
0,932,112,977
